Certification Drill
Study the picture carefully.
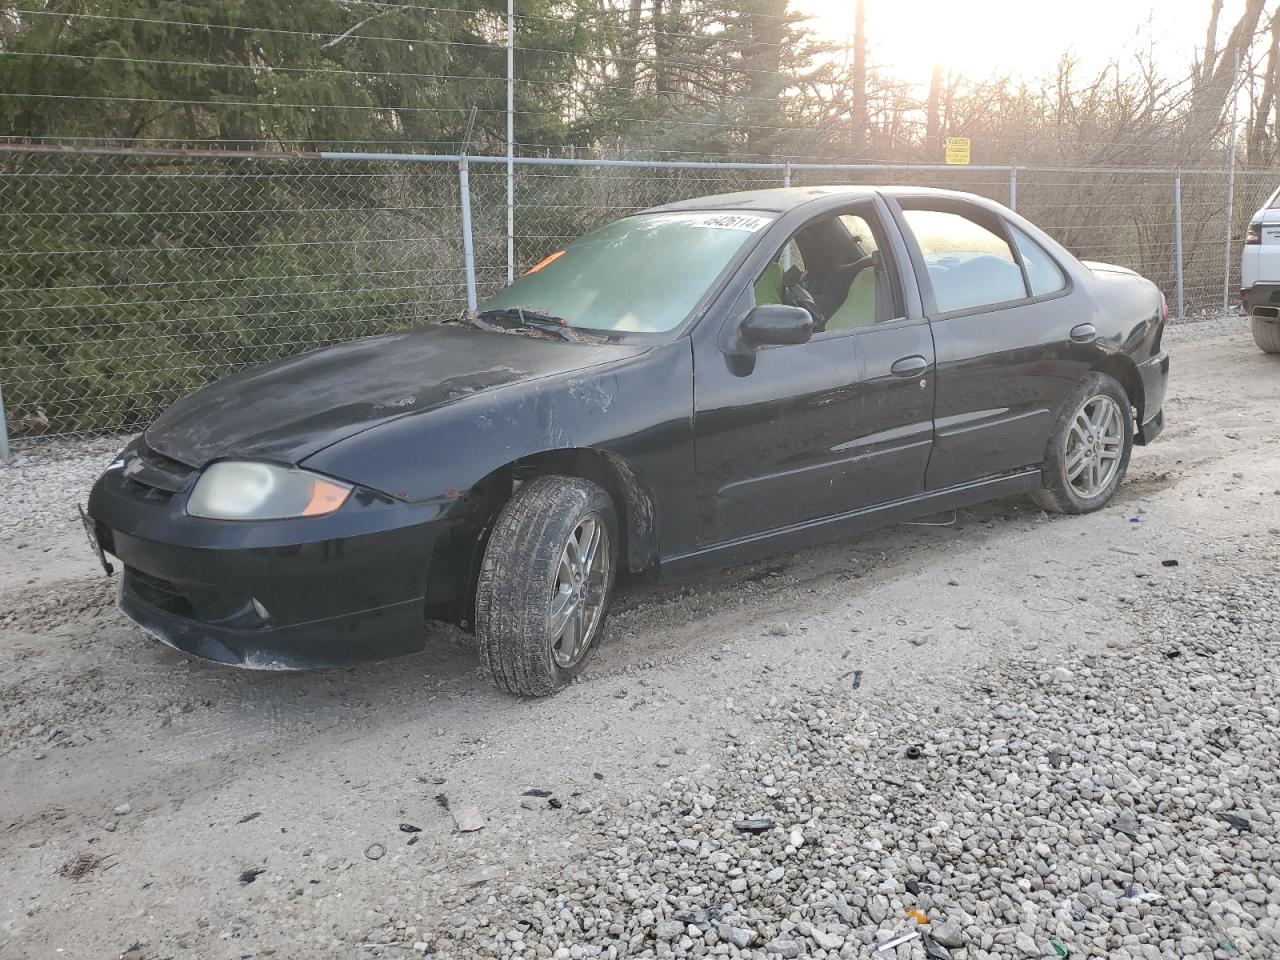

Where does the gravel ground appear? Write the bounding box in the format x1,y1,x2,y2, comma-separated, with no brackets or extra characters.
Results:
0,433,123,534
389,562,1279,960
1,312,1277,960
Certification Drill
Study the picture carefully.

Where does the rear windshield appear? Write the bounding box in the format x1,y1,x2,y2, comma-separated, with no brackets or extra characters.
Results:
478,210,773,333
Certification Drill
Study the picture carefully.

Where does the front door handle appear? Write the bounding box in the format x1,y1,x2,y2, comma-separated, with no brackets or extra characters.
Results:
890,354,929,377
1070,323,1098,343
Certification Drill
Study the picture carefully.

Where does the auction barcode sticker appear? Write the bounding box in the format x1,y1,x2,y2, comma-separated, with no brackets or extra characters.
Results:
694,213,773,232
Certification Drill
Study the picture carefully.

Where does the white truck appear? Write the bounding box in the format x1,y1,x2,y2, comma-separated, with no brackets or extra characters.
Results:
1242,187,1280,352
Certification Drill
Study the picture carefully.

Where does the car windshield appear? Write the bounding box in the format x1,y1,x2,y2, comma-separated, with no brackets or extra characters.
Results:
476,210,773,334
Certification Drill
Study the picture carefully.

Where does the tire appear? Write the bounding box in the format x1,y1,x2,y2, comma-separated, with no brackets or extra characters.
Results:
1252,316,1280,353
1032,372,1134,515
474,475,618,696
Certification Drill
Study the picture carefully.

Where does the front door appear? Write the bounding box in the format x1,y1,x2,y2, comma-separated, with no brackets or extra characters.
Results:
692,204,935,547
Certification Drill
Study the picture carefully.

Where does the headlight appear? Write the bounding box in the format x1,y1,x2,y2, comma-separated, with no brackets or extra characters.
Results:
186,461,352,521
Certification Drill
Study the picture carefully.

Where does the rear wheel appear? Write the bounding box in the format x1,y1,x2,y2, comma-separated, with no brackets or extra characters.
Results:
1033,372,1133,515
474,475,617,696
1252,316,1280,353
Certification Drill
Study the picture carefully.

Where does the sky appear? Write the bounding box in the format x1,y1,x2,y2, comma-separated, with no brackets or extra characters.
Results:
794,0,1254,93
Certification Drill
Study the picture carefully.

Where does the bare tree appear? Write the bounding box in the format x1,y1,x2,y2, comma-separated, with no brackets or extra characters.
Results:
850,0,866,154
1185,0,1267,155
925,63,942,158
1247,9,1280,164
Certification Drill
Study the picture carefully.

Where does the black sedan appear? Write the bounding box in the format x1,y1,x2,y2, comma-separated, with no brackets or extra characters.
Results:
87,186,1170,694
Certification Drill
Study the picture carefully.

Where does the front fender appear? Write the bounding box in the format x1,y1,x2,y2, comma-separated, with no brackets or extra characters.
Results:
301,340,695,555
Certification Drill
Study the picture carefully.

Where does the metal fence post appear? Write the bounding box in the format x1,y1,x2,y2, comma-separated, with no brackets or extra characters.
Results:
1174,170,1185,320
0,382,11,464
1224,51,1240,312
1009,166,1017,211
783,161,791,188
505,0,515,285
458,157,478,312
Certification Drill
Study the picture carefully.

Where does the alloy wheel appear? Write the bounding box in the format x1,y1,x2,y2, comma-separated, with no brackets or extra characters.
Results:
1065,394,1124,498
548,514,610,668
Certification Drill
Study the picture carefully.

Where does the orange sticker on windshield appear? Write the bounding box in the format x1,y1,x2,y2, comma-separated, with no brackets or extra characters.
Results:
523,250,565,275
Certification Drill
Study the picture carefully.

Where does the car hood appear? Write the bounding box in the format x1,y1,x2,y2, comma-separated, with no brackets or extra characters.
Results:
145,325,647,468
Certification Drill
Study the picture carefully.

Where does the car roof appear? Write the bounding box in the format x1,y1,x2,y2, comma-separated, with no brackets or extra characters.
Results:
644,184,994,215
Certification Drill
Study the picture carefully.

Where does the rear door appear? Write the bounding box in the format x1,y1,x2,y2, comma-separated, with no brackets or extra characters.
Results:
692,200,935,546
888,196,1085,490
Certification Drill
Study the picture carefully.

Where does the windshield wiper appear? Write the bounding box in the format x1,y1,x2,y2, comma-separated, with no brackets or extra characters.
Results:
470,307,577,342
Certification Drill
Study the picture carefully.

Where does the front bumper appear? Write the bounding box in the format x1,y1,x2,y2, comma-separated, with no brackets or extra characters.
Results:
87,446,468,669
1134,350,1169,446
118,570,426,669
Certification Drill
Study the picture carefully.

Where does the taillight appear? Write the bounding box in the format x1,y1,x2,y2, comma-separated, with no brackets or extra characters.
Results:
1246,222,1261,245
1160,293,1169,323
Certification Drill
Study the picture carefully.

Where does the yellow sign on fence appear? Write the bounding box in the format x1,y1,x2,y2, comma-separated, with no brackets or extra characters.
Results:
945,137,971,165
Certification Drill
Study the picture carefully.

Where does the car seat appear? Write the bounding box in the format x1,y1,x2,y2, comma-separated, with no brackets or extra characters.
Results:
825,268,876,330
754,261,785,305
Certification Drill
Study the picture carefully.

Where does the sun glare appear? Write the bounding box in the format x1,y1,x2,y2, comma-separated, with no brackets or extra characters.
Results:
793,0,1219,93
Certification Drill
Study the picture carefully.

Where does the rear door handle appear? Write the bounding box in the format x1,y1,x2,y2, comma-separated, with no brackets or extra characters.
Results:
1070,323,1097,343
890,354,929,377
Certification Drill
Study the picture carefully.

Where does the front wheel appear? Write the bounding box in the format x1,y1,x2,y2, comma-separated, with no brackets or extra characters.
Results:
474,475,618,696
1033,372,1134,515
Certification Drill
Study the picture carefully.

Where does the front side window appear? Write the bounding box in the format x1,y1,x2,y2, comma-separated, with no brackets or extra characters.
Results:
1009,225,1068,297
902,208,1027,313
479,210,772,334
751,208,897,332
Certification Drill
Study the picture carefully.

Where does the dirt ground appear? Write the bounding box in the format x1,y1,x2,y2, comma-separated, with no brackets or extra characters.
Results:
1,317,1277,959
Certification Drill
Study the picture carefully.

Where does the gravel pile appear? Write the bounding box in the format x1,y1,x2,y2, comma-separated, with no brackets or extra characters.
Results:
363,559,1278,960
0,434,123,537
1164,309,1246,345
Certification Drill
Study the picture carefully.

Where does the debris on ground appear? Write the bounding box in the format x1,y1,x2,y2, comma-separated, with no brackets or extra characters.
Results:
363,844,385,861
1217,812,1252,832
875,931,919,952
451,806,484,832
922,932,954,959
59,852,111,881
238,867,266,884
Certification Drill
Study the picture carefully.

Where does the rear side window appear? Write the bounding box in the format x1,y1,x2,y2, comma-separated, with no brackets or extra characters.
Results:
1009,225,1067,297
902,208,1027,313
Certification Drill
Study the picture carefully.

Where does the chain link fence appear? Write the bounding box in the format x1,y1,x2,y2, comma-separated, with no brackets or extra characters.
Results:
0,146,1271,444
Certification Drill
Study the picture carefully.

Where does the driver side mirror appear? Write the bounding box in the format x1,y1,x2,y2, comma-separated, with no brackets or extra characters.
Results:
740,304,813,347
